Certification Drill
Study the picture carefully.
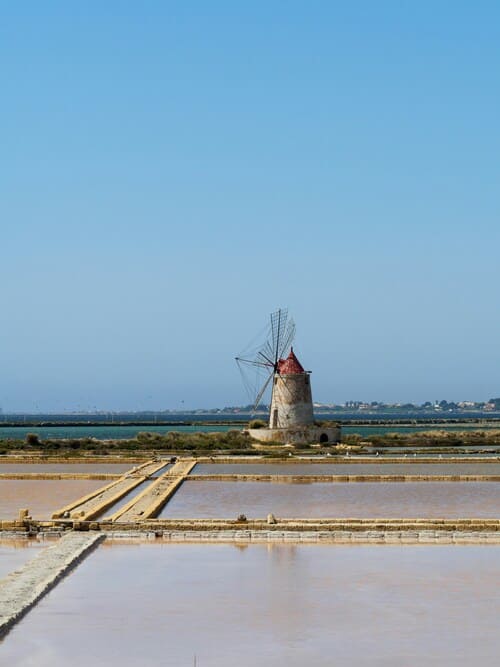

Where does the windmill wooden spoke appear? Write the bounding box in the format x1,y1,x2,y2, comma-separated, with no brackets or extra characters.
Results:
253,372,274,413
235,308,296,417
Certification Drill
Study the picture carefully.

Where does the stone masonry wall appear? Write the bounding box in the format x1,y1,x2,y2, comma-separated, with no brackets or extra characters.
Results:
269,373,314,428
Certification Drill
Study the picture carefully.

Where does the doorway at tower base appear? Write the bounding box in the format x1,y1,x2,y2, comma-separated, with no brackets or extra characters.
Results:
247,425,341,446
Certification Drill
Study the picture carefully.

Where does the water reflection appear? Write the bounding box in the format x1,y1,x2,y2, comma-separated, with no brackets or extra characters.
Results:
0,480,105,519
0,464,133,473
0,538,53,580
1,543,499,666
161,481,500,519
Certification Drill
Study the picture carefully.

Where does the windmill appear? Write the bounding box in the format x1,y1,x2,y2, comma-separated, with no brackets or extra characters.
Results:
236,309,340,444
235,308,296,416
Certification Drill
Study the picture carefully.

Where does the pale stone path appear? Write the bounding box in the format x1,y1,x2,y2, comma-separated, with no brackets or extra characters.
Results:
0,532,104,638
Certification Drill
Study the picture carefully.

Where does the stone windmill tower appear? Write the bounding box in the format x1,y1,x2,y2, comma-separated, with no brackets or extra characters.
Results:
269,347,314,428
236,309,340,445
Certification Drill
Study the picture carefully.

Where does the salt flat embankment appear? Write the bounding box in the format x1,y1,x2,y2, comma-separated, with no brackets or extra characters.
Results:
0,532,104,638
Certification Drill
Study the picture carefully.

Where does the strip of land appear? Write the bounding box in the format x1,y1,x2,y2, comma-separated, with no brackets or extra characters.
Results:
0,473,122,480
187,474,500,482
0,532,104,638
105,529,500,544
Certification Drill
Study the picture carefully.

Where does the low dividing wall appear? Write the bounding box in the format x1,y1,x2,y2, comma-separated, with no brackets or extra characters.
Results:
0,473,121,480
0,457,149,464
0,532,104,638
105,529,500,544
187,474,500,482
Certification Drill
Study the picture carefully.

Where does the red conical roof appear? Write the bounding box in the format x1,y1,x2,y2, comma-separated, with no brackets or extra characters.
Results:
277,347,306,374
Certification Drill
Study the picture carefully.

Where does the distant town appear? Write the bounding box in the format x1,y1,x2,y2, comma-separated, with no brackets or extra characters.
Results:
3,398,499,418
218,398,500,415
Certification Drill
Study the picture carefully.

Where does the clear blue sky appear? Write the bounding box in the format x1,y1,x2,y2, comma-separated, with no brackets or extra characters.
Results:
1,2,499,411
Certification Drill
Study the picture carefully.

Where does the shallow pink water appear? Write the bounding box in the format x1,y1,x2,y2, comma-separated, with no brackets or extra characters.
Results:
193,462,500,475
0,463,133,473
160,480,500,518
0,538,52,580
0,480,106,519
1,542,499,666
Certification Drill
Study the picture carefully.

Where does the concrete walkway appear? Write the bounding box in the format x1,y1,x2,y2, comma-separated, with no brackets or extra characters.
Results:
0,532,104,638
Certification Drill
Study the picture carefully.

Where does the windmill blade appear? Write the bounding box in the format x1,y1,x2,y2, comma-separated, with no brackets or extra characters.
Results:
253,371,274,413
259,339,276,367
235,307,295,412
236,359,256,404
270,308,288,365
236,318,272,360
278,318,296,359
237,356,272,409
235,357,271,370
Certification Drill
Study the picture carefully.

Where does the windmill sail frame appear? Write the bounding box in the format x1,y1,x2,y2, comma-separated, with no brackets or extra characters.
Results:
235,308,296,414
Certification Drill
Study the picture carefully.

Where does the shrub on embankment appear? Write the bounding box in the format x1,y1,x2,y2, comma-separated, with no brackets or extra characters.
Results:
342,430,500,448
248,419,267,429
135,429,253,450
3,427,500,456
0,429,256,454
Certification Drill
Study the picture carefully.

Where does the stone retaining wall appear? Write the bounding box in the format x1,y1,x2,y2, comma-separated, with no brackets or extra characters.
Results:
104,529,500,544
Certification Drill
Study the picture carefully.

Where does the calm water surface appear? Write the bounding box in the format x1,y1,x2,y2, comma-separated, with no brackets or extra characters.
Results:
0,424,235,440
0,480,106,519
193,462,500,475
1,542,499,666
0,538,53,580
161,481,500,519
0,463,133,473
